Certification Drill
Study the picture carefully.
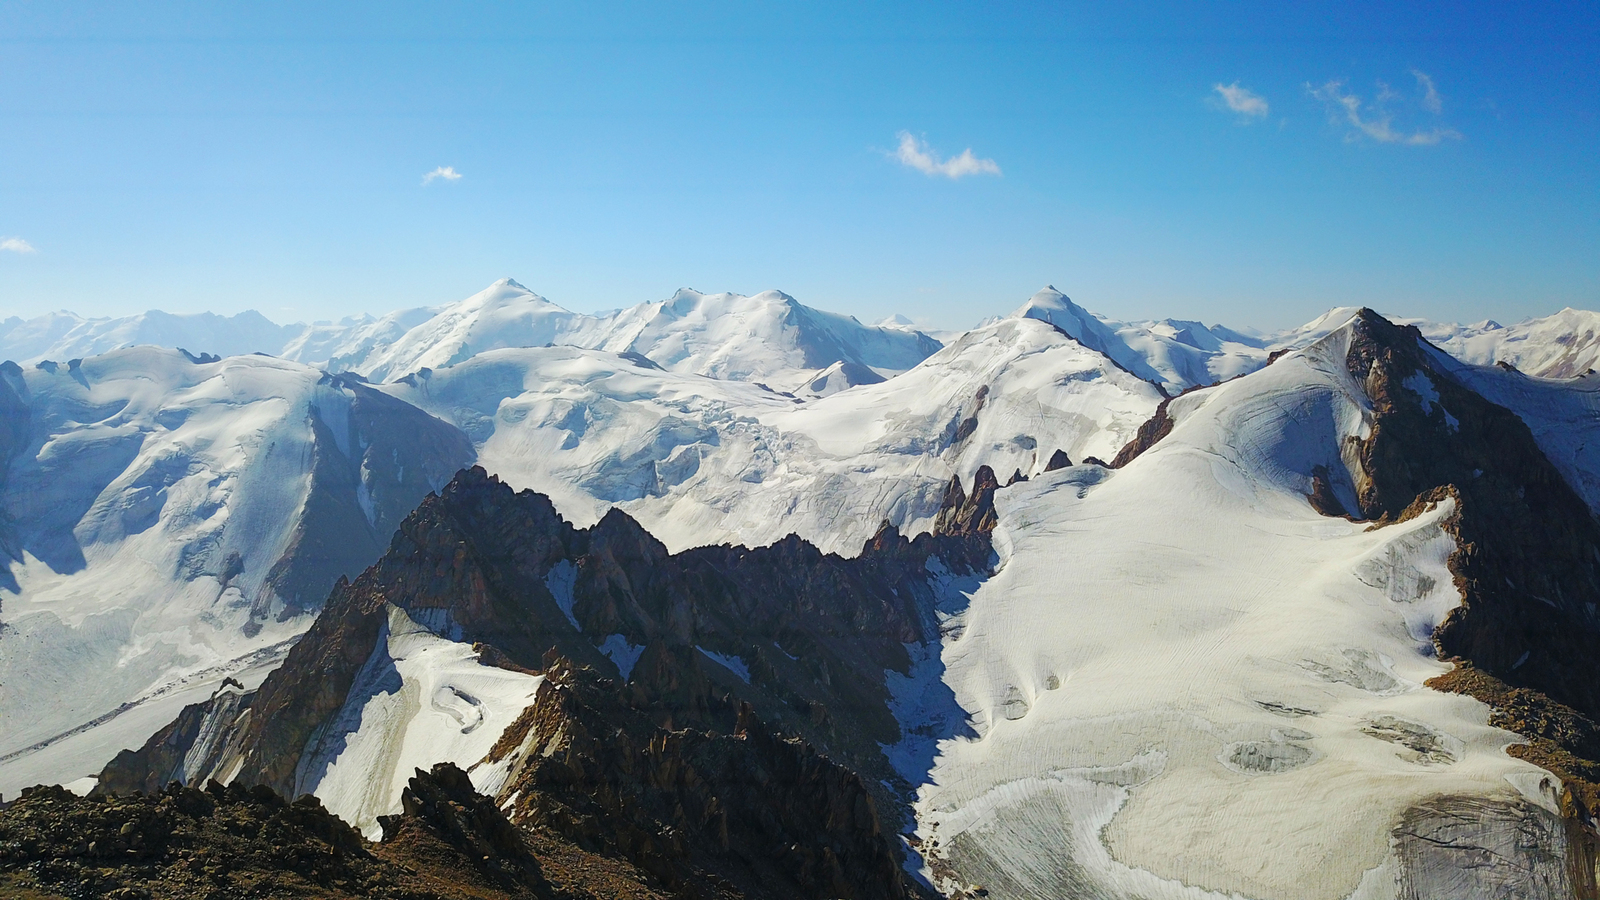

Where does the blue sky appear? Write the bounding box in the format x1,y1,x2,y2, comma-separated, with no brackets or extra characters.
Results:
1,2,1595,330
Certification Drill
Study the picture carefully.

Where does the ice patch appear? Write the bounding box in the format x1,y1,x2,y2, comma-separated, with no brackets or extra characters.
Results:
1360,716,1462,765
1220,739,1315,776
1402,372,1440,412
545,560,579,630
598,633,643,681
699,648,751,683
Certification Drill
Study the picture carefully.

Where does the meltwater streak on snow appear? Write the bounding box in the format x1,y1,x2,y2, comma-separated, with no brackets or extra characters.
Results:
898,332,1558,900
297,605,542,839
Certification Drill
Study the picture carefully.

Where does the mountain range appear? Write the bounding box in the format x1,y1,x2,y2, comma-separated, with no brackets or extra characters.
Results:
3,280,1600,899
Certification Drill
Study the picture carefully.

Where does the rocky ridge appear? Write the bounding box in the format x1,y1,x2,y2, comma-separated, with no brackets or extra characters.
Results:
91,465,1000,899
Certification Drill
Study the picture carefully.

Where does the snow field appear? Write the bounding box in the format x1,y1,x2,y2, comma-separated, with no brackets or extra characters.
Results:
0,350,327,793
297,604,544,839
387,317,1162,555
899,336,1559,900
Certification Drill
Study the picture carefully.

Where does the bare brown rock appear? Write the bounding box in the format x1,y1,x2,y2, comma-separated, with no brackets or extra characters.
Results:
1109,398,1174,468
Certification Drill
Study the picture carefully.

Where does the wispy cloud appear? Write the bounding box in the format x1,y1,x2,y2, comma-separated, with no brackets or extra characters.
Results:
0,237,37,254
1413,69,1443,114
1308,78,1461,146
892,132,1001,179
422,166,463,185
1213,82,1269,119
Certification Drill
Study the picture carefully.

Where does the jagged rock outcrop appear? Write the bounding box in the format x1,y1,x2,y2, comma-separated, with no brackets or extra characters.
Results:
1308,309,1600,878
1043,448,1072,472
1305,463,1355,519
97,682,255,797
491,659,912,900
1337,310,1600,720
0,768,667,899
932,465,1000,536
379,763,555,897
1109,397,1174,468
0,779,392,899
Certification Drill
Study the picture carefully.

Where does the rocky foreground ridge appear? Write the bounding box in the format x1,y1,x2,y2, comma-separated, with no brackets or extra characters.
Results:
0,464,999,899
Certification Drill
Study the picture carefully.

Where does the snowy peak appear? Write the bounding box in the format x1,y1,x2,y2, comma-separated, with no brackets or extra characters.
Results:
595,286,940,385
345,280,605,383
1421,306,1600,378
796,359,886,397
1010,286,1270,393
1011,286,1147,373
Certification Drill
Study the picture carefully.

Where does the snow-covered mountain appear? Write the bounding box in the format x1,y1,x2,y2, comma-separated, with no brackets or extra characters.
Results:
1013,286,1271,393
77,309,1600,899
0,308,302,365
1418,308,1600,378
310,280,610,382
6,282,1600,898
381,314,1160,554
893,312,1600,898
1,279,945,393
0,298,1150,796
0,349,472,795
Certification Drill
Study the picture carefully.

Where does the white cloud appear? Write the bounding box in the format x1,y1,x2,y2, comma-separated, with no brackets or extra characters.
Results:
422,166,463,185
1309,79,1461,146
1413,69,1443,114
0,237,37,254
892,132,1001,179
1213,82,1269,119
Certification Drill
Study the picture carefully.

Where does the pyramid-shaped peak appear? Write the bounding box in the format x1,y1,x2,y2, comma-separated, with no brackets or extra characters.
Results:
1010,286,1097,330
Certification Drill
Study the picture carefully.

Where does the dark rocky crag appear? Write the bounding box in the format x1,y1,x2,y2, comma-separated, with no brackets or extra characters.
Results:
485,659,911,900
1108,397,1173,469
0,763,670,899
98,465,997,899
1322,309,1600,890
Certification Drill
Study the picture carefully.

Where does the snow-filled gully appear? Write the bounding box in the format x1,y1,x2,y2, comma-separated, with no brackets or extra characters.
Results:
294,605,543,839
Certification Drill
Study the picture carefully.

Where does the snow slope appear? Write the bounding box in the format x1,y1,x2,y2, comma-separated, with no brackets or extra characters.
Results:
294,604,544,839
1431,356,1600,517
893,327,1563,899
0,349,471,796
383,316,1162,554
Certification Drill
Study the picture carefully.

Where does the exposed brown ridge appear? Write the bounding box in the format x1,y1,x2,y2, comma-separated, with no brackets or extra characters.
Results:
1110,397,1174,468
1321,307,1600,873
